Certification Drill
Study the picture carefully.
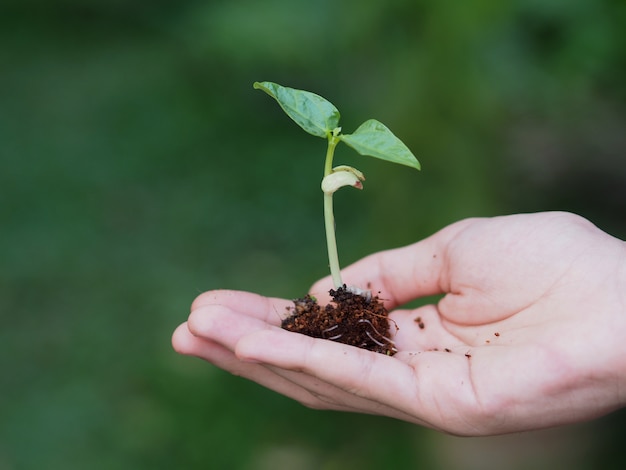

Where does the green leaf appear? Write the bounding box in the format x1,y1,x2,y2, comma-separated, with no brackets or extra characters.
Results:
340,119,420,170
253,81,340,138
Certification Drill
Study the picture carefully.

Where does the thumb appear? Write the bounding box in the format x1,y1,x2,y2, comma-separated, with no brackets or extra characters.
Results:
309,219,471,309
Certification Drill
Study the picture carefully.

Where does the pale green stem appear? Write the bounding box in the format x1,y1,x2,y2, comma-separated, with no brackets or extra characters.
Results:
324,135,343,288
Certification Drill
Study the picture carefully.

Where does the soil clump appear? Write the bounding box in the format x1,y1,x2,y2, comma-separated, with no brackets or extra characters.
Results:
281,285,397,355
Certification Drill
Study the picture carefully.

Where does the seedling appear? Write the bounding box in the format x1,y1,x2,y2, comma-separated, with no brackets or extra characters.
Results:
254,81,419,289
253,81,420,354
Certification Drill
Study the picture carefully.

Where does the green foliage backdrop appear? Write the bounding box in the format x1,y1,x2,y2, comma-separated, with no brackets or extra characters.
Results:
1,0,625,469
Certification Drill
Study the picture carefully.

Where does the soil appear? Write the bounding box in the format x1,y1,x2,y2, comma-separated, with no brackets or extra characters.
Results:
281,285,397,355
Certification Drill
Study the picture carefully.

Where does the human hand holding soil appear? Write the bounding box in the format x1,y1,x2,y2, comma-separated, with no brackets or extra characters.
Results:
172,211,626,436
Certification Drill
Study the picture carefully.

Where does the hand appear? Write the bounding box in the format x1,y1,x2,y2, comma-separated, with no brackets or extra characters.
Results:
172,212,626,435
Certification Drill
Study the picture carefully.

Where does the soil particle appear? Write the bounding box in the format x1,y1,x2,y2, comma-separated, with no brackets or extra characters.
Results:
281,285,397,355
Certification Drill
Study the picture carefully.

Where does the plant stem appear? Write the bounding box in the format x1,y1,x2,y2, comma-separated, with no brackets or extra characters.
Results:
324,135,343,288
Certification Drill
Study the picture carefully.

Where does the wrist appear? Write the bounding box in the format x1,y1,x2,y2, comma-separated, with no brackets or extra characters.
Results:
616,242,626,406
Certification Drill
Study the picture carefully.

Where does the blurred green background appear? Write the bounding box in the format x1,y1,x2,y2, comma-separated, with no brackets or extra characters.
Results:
1,0,625,469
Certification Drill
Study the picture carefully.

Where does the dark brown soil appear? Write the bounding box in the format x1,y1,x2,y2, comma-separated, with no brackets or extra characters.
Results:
281,285,397,355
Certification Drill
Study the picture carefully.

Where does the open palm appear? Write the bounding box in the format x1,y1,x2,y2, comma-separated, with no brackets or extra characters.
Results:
173,212,626,435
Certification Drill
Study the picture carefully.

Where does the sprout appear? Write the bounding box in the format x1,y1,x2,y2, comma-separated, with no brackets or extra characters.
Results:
254,81,420,294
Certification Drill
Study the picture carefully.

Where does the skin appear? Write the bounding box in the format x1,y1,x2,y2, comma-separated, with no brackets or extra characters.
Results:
172,212,626,436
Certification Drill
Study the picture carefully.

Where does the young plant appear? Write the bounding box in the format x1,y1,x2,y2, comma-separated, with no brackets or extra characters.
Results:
253,81,420,295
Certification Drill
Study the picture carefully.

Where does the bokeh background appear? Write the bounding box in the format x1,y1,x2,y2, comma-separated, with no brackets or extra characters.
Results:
1,0,625,469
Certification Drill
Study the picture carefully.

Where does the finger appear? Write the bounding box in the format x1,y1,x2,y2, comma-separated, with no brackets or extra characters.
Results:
236,328,414,402
191,290,293,326
172,322,338,409
309,219,474,309
186,304,280,351
174,321,393,414
261,362,427,423
183,304,400,413
172,321,246,366
178,318,485,434
235,328,464,430
184,294,431,417
180,301,438,422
